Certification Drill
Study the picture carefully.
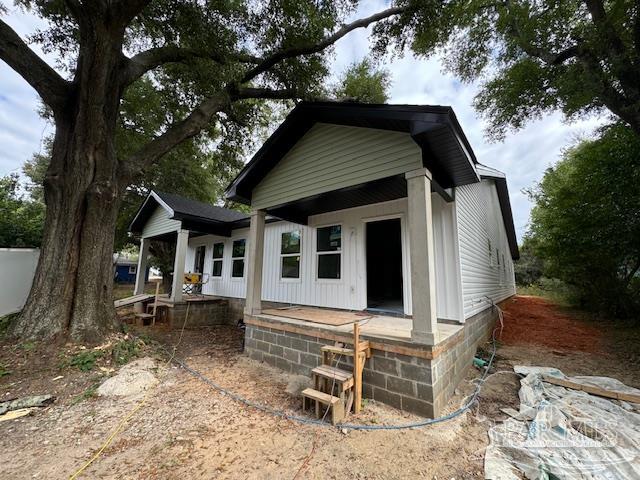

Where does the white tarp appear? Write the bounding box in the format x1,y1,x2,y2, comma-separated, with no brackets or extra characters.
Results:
485,366,640,479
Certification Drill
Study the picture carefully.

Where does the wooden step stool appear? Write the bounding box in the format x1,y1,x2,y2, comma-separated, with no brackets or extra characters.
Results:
312,365,354,414
301,388,345,425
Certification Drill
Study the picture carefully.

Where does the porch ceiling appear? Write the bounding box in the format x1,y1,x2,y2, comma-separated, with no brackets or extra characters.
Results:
263,174,453,226
265,175,407,225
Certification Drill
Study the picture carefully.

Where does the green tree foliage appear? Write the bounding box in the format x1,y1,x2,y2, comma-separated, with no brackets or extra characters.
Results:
374,0,640,138
0,175,44,248
513,237,544,286
332,59,391,103
527,123,640,316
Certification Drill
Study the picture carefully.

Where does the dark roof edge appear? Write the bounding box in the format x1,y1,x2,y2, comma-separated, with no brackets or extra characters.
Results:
479,173,520,260
225,101,479,204
128,191,174,234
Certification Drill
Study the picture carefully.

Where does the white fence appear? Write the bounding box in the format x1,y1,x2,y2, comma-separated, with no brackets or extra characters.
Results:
0,248,39,317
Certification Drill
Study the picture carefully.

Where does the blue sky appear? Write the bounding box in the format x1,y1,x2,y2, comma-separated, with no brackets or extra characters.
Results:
0,1,605,241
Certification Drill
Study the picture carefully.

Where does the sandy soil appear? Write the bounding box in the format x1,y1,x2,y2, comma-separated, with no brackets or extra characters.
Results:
0,295,638,479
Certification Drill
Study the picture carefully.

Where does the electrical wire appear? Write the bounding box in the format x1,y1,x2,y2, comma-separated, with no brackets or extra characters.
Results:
69,302,191,480
160,299,502,431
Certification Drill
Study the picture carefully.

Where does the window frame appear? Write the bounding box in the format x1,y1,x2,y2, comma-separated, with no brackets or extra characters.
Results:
128,265,137,275
231,238,246,279
315,223,342,282
211,242,224,278
280,230,302,282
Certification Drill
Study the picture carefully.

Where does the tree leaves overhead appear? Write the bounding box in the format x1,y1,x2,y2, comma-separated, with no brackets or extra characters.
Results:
332,58,391,103
373,0,640,139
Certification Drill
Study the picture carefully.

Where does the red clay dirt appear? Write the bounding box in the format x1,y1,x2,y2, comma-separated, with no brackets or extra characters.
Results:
498,295,604,354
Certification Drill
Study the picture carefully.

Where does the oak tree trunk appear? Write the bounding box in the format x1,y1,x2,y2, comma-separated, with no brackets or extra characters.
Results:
10,19,127,343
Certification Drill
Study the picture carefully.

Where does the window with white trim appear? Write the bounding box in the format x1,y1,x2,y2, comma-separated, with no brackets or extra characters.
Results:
316,225,341,279
231,239,245,278
281,231,301,279
128,265,137,275
212,242,224,277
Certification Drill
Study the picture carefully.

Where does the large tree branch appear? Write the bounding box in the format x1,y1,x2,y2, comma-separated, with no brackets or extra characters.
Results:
122,46,260,87
240,6,406,84
123,86,298,179
0,18,70,109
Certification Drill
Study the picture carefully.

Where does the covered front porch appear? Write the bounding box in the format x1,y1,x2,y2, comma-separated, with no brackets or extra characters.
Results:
241,167,454,347
250,306,463,349
129,190,250,305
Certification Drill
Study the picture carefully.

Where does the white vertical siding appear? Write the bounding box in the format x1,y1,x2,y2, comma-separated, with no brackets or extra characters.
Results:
186,197,462,320
432,195,464,321
456,180,516,319
141,205,180,238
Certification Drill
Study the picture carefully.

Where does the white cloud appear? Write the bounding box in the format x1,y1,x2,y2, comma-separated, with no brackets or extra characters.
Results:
0,2,606,242
0,6,53,177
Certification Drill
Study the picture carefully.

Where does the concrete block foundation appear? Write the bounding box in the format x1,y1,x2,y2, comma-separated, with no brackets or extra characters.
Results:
245,305,498,418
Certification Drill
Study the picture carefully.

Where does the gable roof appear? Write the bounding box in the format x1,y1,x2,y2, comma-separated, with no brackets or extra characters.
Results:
129,191,249,236
226,101,480,204
154,191,248,223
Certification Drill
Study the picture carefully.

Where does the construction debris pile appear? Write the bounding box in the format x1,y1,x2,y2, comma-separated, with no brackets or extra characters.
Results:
485,366,640,479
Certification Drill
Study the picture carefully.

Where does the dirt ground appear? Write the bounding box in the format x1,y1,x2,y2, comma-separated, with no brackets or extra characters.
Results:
1,295,638,479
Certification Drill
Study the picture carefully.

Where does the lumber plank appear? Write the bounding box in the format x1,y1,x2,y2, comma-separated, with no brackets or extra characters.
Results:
542,375,640,403
301,388,339,405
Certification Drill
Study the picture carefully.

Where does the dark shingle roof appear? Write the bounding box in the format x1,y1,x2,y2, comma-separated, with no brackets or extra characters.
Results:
129,190,249,237
154,191,248,223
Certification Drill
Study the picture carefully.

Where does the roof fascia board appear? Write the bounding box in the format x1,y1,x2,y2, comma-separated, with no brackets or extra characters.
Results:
151,191,175,217
128,190,173,233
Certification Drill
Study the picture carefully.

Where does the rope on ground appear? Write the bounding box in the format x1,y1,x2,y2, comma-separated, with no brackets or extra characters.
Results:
69,302,191,480
160,299,503,431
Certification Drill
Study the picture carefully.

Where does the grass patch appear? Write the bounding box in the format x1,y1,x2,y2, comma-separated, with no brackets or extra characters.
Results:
0,363,10,377
517,277,576,307
68,350,104,372
20,341,37,352
71,382,100,405
112,338,142,366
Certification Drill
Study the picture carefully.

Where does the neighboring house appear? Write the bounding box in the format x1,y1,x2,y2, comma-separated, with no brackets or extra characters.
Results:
129,102,518,418
113,254,149,284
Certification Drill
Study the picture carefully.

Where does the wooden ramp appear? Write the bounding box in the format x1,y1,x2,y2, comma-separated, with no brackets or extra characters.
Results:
262,307,371,326
114,294,153,309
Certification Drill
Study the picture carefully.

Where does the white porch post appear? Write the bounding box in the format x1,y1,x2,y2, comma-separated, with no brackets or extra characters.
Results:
406,168,439,345
170,229,189,303
134,238,150,295
244,209,266,316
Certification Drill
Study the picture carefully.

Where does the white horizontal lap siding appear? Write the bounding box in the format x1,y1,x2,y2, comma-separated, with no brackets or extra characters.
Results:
141,205,180,238
251,123,422,210
456,181,516,319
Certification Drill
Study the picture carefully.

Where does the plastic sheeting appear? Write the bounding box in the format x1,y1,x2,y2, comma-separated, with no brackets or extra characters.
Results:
485,366,640,479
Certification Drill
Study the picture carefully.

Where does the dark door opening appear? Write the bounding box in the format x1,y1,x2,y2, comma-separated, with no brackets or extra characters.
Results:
194,245,206,274
366,218,403,314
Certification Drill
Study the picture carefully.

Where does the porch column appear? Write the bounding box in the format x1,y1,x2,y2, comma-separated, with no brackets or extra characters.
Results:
244,209,266,316
406,168,439,344
170,229,189,303
134,238,150,295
